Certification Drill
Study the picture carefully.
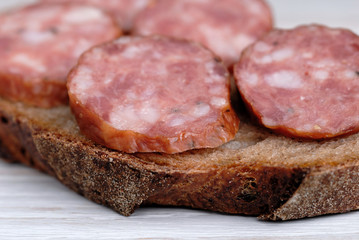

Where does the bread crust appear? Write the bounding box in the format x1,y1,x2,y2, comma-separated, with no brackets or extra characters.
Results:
0,97,358,220
34,131,309,216
261,165,359,220
0,100,53,173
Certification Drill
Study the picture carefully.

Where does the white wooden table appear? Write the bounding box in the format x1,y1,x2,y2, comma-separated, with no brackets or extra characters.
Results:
1,0,359,239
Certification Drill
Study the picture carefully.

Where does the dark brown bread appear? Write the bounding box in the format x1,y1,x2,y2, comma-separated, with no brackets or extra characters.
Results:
0,96,358,220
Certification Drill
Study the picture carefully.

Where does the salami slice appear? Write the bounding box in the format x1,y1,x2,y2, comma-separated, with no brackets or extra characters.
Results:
67,36,239,153
0,3,121,107
41,0,151,32
234,24,359,139
133,0,273,67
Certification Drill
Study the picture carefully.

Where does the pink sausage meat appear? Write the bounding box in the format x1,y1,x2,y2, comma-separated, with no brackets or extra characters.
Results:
133,0,273,67
234,25,359,139
41,0,151,32
0,3,121,107
68,36,239,153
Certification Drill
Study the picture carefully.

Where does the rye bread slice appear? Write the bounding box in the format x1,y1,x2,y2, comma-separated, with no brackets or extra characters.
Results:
0,96,358,220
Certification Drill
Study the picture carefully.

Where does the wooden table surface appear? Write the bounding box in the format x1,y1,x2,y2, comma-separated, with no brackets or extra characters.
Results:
1,0,359,239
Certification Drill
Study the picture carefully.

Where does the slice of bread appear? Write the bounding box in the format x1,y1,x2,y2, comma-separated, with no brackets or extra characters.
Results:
0,96,358,220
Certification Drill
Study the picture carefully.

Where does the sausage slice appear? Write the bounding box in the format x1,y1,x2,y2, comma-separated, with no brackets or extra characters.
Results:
68,36,239,153
234,25,359,139
0,3,121,107
134,0,273,67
